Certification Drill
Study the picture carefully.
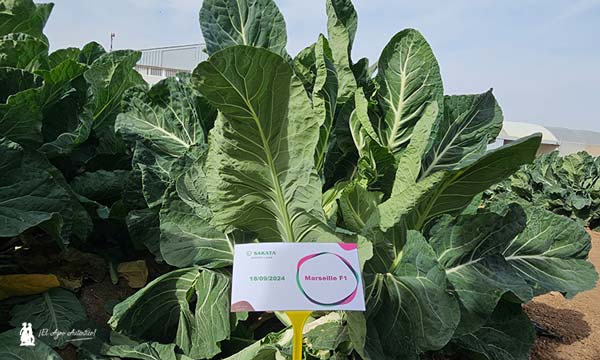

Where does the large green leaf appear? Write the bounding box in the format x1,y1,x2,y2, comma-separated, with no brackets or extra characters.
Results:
130,141,174,209
421,134,538,222
116,74,215,158
364,230,459,359
0,138,76,239
318,0,360,189
84,50,144,129
430,202,597,336
199,0,287,57
194,46,337,242
0,33,48,70
313,35,338,173
109,268,231,359
0,58,87,147
102,342,192,360
293,43,316,93
70,170,129,206
325,0,357,104
123,163,149,212
352,56,375,91
360,98,437,227
0,0,53,41
429,206,532,334
420,90,503,178
0,67,41,103
322,98,360,188
9,288,87,348
379,134,542,230
345,312,368,359
39,111,93,157
126,208,162,259
350,89,396,189
305,321,349,354
350,89,380,152
123,141,177,259
78,42,106,65
338,182,382,234
454,301,535,360
223,335,281,360
35,57,87,106
501,204,598,297
375,29,443,155
0,80,42,146
36,59,92,156
0,328,62,360
47,47,80,68
125,136,232,268
159,186,233,269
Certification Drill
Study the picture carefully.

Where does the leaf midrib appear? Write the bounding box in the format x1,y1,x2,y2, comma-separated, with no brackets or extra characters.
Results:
247,104,296,242
44,291,58,330
420,106,483,179
209,61,296,242
386,44,412,152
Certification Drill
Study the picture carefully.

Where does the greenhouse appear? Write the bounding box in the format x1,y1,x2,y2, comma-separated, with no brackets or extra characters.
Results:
497,121,600,155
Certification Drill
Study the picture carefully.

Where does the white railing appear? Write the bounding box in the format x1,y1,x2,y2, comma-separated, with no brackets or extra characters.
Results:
134,64,190,78
138,44,206,70
135,44,206,83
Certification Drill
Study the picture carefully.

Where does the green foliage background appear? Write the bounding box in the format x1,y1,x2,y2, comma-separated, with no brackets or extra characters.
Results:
487,150,600,230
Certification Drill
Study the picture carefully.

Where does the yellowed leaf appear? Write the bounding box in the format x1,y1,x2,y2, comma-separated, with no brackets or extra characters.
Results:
57,275,83,291
0,274,60,300
117,260,148,288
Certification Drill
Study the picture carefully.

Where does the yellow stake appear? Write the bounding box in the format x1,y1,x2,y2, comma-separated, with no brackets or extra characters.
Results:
285,311,312,360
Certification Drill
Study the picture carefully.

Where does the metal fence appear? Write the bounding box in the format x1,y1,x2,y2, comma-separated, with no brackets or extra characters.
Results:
135,44,207,79
134,64,185,78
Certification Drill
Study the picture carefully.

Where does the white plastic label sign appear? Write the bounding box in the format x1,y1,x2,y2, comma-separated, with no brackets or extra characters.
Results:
231,243,366,312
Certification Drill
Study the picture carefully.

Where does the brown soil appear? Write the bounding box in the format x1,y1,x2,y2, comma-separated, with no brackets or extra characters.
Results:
77,256,168,327
56,277,135,360
79,277,136,326
54,257,169,360
526,230,600,360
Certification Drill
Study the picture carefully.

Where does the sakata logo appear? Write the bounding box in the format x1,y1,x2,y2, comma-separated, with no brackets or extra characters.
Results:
19,322,35,347
246,250,276,257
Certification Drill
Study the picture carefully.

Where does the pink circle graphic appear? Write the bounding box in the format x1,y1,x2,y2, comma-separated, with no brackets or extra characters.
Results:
296,252,359,306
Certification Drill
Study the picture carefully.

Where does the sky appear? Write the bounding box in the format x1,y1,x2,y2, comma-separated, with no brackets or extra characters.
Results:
44,0,600,131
